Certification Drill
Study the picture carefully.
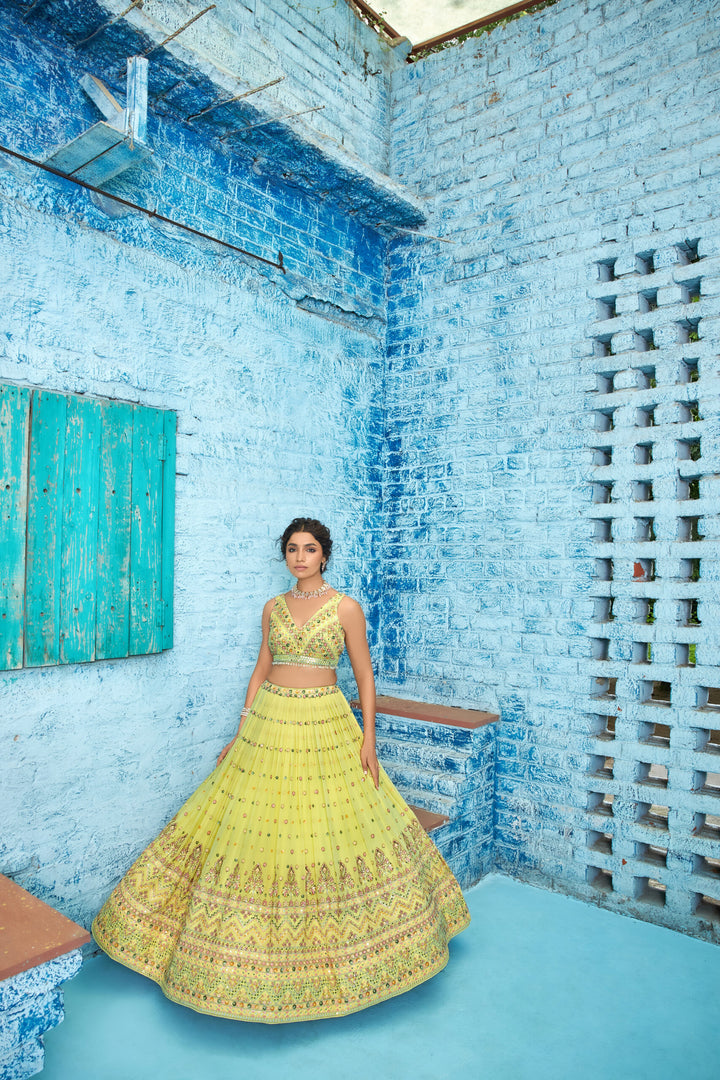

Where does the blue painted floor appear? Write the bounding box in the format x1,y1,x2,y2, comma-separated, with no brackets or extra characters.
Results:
43,875,720,1080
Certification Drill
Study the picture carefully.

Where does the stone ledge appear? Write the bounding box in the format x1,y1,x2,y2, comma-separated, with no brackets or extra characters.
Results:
0,875,90,982
353,695,499,730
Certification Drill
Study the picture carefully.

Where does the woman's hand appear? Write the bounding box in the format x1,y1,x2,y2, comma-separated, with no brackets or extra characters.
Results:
360,740,379,789
217,737,237,767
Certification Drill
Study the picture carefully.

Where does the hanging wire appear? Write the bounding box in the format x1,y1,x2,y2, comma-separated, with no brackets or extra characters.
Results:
0,141,285,273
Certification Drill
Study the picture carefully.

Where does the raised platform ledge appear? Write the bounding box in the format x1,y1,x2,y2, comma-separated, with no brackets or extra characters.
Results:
0,874,90,982
353,695,499,730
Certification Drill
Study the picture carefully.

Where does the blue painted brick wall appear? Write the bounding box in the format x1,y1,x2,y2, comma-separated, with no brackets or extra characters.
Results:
3,0,720,946
385,0,720,939
0,0,396,928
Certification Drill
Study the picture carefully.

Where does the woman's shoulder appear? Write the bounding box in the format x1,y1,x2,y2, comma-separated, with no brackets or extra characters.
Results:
336,592,365,624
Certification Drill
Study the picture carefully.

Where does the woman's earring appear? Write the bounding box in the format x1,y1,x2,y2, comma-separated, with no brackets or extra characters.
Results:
321,561,327,572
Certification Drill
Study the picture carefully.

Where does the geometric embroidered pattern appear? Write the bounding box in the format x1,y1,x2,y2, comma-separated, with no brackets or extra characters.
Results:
93,682,470,1022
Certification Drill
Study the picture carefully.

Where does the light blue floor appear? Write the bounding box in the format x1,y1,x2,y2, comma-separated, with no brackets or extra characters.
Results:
43,875,720,1080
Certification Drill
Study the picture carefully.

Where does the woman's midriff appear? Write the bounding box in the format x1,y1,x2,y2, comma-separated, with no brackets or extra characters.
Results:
268,664,337,689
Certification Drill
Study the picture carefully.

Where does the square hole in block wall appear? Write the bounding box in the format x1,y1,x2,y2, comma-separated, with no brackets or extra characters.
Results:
593,446,612,465
636,251,655,275
680,558,701,582
587,866,614,892
593,597,615,622
637,802,669,829
698,687,720,711
633,558,655,581
592,638,610,660
597,298,617,320
676,643,696,667
677,238,700,265
588,791,614,817
693,854,720,880
634,517,656,542
679,358,700,383
643,680,671,705
694,812,720,839
678,516,703,542
636,598,656,624
680,598,701,626
589,754,614,778
637,762,668,788
679,399,702,422
694,727,720,754
592,713,616,740
677,475,701,501
636,406,656,428
636,330,656,352
595,558,613,580
588,830,613,854
636,877,666,906
593,481,614,503
681,280,702,304
635,442,653,464
632,640,653,664
595,408,615,431
593,518,613,542
636,842,667,867
597,259,617,282
633,480,653,502
694,894,720,924
595,557,613,583
593,677,617,699
695,770,720,795
639,720,671,747
639,290,658,313
677,437,701,461
678,319,701,344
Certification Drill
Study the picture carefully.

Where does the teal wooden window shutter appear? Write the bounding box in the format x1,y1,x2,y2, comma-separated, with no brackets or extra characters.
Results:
0,383,176,670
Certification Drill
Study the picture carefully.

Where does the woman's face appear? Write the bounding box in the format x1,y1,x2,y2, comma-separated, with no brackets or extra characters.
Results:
285,532,324,582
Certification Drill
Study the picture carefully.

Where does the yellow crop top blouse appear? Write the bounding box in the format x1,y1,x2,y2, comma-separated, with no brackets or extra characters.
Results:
268,592,346,670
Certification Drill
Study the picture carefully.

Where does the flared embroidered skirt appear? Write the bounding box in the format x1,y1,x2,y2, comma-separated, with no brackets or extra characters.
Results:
92,682,470,1023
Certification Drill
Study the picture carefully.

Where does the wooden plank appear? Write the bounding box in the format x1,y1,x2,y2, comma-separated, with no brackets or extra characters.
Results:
60,396,102,664
130,406,164,655
161,410,176,651
25,390,67,667
0,383,31,670
95,400,133,660
352,695,500,730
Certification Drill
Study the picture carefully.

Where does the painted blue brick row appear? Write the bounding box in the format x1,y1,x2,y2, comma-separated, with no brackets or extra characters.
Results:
0,951,82,1080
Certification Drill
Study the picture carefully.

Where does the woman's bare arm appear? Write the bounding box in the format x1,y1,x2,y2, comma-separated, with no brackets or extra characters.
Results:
217,599,274,765
341,596,379,788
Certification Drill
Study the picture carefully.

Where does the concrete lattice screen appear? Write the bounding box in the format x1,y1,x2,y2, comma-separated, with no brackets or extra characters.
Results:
584,243,720,932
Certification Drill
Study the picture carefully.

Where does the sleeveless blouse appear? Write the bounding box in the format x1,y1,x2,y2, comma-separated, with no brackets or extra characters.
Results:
268,592,346,669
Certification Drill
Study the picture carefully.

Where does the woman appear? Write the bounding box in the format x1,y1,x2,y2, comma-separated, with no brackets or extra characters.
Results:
93,518,470,1023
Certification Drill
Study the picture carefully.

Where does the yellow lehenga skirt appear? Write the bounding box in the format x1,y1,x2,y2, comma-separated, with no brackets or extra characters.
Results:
92,681,470,1023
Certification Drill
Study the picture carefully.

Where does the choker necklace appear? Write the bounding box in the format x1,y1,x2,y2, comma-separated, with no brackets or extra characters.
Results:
291,580,331,599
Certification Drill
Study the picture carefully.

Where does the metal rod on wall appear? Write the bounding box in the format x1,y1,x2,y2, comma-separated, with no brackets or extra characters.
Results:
0,142,286,273
141,4,216,57
76,0,145,47
185,77,285,122
220,104,324,141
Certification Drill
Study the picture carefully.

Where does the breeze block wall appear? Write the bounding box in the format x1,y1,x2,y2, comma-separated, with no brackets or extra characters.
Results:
0,0,414,929
385,0,720,939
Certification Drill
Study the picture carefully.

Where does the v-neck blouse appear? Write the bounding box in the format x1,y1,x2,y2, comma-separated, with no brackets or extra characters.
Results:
268,592,346,669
